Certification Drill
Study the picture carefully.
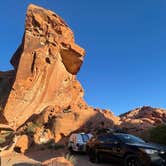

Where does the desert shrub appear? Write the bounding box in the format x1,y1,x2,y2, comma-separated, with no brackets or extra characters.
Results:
25,122,41,134
0,137,6,144
63,108,72,113
149,124,166,145
0,130,13,145
65,153,77,165
63,106,72,113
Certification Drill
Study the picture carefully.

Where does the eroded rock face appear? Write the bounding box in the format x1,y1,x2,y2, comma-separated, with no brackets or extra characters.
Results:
2,4,85,130
31,106,120,143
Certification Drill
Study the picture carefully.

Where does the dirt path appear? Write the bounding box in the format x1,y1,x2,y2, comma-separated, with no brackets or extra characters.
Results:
1,149,64,166
74,154,116,166
1,152,40,166
1,151,117,166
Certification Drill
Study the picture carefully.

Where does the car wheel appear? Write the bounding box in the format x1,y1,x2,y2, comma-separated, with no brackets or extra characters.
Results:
124,155,142,166
89,149,100,163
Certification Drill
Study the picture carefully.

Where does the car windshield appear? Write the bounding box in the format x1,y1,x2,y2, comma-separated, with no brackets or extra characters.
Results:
81,134,89,142
115,133,145,143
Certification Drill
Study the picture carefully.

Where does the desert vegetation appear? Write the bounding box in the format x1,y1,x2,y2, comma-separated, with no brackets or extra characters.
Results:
65,153,77,165
148,124,166,145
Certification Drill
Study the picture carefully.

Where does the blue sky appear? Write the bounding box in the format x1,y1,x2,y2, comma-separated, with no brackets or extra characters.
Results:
0,0,166,115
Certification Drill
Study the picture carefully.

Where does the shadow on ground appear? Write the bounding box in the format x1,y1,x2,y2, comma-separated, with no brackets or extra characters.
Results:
13,163,40,166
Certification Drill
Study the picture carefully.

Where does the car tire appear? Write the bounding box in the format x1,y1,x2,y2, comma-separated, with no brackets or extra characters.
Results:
124,154,142,166
89,149,100,163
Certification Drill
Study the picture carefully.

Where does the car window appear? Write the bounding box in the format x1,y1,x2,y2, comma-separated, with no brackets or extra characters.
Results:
108,135,118,142
98,135,108,142
98,134,117,142
81,134,89,142
115,134,145,143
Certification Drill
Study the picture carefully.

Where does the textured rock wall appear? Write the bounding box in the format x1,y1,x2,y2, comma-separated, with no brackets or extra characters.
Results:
2,4,85,130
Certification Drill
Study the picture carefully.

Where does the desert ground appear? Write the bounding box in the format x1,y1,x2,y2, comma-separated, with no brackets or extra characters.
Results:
1,150,115,166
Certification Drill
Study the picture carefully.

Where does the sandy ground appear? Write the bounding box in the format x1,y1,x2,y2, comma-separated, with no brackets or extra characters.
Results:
1,149,65,166
74,154,116,166
1,152,40,166
1,150,116,166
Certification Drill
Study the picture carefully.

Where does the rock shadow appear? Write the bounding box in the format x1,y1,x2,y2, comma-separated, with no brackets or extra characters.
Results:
22,111,118,163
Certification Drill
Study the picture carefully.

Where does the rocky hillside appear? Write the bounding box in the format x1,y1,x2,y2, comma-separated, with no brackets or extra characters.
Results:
0,4,166,154
120,106,166,135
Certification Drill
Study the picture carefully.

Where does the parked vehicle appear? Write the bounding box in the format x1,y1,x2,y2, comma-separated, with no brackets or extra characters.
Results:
87,132,166,166
68,133,92,152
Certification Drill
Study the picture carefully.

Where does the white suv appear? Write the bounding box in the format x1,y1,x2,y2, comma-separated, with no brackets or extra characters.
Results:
68,133,92,152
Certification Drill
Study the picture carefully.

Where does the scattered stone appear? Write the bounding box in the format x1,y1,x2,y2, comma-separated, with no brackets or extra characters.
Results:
14,135,29,153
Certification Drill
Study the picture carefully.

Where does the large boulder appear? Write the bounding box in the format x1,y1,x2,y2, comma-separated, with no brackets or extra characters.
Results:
14,135,30,153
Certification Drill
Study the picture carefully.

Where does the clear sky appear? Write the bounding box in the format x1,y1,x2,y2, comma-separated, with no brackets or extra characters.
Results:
0,0,166,115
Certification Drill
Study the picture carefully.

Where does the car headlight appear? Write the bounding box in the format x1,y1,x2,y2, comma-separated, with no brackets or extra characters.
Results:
140,148,158,154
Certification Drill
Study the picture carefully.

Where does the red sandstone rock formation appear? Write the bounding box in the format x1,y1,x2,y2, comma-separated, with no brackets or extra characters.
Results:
0,4,166,151
120,106,166,134
0,4,119,149
31,107,120,143
2,4,85,130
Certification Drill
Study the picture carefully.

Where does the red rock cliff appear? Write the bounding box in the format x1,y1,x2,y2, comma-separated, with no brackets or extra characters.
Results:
2,4,85,130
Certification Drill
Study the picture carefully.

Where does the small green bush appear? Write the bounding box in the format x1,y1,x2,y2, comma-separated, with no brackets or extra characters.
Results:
26,123,41,134
63,108,72,113
149,124,166,145
0,137,6,144
0,130,13,144
65,153,77,165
